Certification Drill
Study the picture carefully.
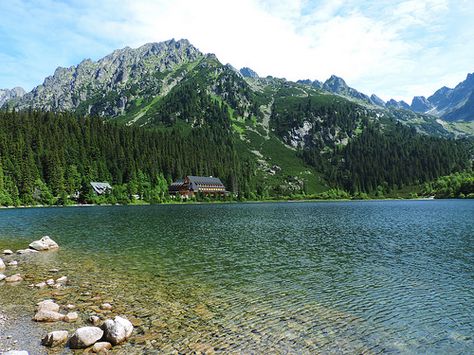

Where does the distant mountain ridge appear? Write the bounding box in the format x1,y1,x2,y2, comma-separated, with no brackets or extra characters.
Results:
0,87,25,107
3,38,473,137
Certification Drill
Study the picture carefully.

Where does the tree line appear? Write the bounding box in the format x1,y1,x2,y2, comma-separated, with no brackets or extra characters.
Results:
0,110,256,206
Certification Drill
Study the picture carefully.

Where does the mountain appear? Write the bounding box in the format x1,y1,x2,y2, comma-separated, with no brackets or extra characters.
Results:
386,99,411,110
239,67,258,78
322,75,372,104
411,96,433,113
0,87,25,106
2,38,472,200
409,73,474,121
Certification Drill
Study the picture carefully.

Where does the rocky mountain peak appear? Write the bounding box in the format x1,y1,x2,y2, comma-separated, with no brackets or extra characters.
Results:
0,86,26,107
240,67,259,78
323,75,348,92
370,94,385,107
411,96,433,113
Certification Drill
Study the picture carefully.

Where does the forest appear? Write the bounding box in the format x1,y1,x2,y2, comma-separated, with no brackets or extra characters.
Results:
0,109,472,206
0,110,256,206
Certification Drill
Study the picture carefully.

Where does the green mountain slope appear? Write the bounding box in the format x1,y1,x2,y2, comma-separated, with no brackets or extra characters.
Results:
2,39,472,202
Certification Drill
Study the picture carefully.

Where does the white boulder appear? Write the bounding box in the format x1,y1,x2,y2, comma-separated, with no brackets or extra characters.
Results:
0,258,5,269
69,326,104,349
16,249,39,254
101,316,133,345
41,330,69,347
33,310,65,322
64,312,78,323
37,300,60,312
29,236,59,251
3,249,13,255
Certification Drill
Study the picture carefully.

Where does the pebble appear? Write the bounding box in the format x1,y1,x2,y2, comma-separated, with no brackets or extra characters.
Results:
100,303,113,311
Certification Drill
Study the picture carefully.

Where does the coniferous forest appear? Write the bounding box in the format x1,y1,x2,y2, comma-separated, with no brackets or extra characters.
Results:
0,110,256,206
0,109,472,206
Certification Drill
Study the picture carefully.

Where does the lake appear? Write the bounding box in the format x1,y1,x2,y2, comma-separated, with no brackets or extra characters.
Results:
0,200,473,353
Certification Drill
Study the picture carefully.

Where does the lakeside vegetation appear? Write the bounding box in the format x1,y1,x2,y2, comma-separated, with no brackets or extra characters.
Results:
0,110,472,207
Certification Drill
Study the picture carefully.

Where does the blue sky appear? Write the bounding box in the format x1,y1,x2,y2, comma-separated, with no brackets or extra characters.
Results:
1,0,473,102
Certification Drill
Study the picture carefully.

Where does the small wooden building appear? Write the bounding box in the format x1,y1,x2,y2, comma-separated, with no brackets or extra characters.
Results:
169,176,227,198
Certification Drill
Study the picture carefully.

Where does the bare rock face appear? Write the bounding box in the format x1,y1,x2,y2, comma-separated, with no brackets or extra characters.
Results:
101,316,134,345
29,236,59,251
41,330,69,347
69,326,104,349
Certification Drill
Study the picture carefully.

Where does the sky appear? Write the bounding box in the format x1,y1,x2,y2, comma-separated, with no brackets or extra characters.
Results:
1,0,473,103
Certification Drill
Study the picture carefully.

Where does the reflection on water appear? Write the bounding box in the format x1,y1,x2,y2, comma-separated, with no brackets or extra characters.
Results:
0,200,473,353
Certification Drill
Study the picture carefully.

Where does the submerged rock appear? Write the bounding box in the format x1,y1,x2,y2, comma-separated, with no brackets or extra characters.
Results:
56,276,68,285
64,311,78,322
92,341,112,353
29,236,59,251
101,316,134,345
0,273,6,281
0,258,5,269
69,326,104,349
16,249,39,254
3,351,29,355
100,303,113,310
41,330,69,347
90,315,101,326
3,249,13,255
5,274,23,282
35,281,47,288
7,260,18,266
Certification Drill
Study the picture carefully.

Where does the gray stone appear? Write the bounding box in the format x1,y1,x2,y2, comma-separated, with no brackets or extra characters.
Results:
100,303,112,310
69,326,104,349
0,273,6,281
56,276,68,285
101,316,133,345
41,330,69,347
16,249,38,254
0,258,5,269
3,351,29,355
3,249,13,255
90,315,101,326
7,260,18,266
37,300,60,312
92,341,112,353
33,310,65,322
29,236,59,251
64,311,78,322
5,274,22,282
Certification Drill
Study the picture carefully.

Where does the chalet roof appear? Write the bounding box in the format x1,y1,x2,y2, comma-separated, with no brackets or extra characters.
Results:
90,181,112,194
187,176,224,186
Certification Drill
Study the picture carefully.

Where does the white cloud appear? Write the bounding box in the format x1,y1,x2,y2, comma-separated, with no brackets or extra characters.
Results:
1,0,474,102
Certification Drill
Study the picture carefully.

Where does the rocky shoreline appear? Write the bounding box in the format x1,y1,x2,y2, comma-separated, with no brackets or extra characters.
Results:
0,237,136,354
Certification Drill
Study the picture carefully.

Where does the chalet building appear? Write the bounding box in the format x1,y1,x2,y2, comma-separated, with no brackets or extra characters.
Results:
169,176,227,198
90,182,112,195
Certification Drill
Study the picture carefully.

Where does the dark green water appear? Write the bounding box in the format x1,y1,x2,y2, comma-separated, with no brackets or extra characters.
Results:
0,200,473,353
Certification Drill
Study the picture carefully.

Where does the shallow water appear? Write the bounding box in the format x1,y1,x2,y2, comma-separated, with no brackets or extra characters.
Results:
0,200,473,353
